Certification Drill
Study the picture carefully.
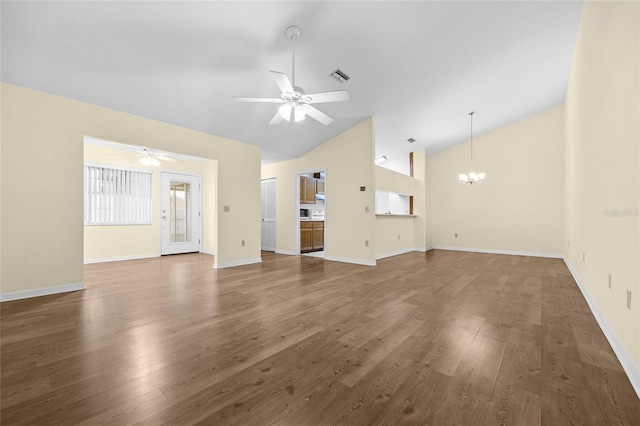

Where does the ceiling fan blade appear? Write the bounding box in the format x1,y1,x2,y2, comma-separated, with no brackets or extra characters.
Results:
304,90,350,104
305,105,334,125
268,112,284,125
269,71,294,94
232,96,284,103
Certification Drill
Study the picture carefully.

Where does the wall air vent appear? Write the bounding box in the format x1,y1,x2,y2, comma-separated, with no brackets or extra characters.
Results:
407,138,416,143
329,68,350,84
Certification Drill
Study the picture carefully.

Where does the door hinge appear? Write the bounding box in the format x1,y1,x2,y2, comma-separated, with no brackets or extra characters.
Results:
199,211,201,216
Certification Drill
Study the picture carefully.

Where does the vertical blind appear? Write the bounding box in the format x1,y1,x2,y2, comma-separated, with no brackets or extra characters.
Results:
84,164,152,225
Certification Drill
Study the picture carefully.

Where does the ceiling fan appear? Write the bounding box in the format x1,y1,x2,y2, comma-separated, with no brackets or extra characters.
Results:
232,25,350,126
110,147,176,166
137,148,176,166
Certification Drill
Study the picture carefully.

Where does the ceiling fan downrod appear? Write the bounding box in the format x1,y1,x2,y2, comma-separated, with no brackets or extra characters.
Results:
285,25,301,88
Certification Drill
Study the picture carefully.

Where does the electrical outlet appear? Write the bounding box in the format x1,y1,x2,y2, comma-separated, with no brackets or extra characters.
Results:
454,233,458,238
241,240,245,247
398,235,401,240
608,274,612,289
365,240,369,247
224,205,230,212
365,206,369,213
627,290,632,310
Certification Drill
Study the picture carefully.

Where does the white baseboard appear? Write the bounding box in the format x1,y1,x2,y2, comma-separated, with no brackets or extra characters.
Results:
414,246,434,253
84,254,159,264
376,247,435,260
432,245,563,259
275,249,297,256
563,258,640,399
324,256,376,267
1,282,85,302
213,257,262,269
201,250,216,256
376,248,416,260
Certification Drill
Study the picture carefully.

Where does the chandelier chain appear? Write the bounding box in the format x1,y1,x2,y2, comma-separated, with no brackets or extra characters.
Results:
469,111,475,171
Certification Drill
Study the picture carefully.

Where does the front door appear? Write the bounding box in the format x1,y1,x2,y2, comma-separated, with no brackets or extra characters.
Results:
161,172,201,255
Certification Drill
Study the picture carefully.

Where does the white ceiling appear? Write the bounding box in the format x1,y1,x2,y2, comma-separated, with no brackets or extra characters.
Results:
1,1,582,174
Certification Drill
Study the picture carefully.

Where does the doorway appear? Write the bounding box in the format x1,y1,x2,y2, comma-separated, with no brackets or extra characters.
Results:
261,178,276,251
161,172,202,255
298,170,325,258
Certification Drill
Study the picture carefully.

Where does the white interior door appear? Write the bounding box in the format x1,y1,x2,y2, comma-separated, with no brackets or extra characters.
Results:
261,178,276,251
161,172,201,255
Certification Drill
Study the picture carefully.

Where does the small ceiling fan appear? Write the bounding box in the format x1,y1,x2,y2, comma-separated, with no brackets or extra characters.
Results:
110,147,176,166
232,25,350,125
137,148,176,166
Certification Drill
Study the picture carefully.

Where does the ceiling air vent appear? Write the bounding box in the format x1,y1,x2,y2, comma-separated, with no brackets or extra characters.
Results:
407,138,416,143
329,68,350,84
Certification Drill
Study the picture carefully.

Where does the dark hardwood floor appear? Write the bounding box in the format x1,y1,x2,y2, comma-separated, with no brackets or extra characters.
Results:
1,250,638,425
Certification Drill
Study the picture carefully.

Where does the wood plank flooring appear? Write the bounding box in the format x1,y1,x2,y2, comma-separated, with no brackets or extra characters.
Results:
1,250,638,425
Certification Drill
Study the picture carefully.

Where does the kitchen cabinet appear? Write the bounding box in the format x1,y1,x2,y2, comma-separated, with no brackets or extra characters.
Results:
300,176,316,204
316,180,325,194
312,224,324,250
300,221,324,252
300,222,313,252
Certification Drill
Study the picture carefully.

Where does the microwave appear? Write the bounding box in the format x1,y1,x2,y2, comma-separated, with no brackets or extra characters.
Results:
300,208,310,219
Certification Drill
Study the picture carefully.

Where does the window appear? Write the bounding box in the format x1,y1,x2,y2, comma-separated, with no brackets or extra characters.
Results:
84,164,152,225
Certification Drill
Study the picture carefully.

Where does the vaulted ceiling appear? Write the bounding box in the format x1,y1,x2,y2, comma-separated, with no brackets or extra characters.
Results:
1,1,582,174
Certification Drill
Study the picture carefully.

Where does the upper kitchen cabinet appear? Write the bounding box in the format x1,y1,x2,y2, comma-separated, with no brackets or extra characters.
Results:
300,176,316,204
312,172,325,195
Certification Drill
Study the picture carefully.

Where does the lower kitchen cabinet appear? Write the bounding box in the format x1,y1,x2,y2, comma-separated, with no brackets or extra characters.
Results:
300,221,324,253
312,226,324,250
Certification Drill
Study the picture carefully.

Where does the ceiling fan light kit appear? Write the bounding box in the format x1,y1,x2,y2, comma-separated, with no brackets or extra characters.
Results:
140,156,160,167
233,25,350,126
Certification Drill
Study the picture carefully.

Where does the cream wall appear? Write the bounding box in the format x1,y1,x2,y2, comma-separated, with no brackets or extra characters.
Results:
374,165,424,258
413,149,432,249
375,166,413,195
261,118,376,265
83,142,217,262
1,83,261,298
375,217,416,259
426,105,565,256
564,0,639,382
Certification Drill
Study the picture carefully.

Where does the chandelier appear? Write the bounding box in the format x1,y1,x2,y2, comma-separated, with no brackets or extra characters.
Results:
458,111,486,184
